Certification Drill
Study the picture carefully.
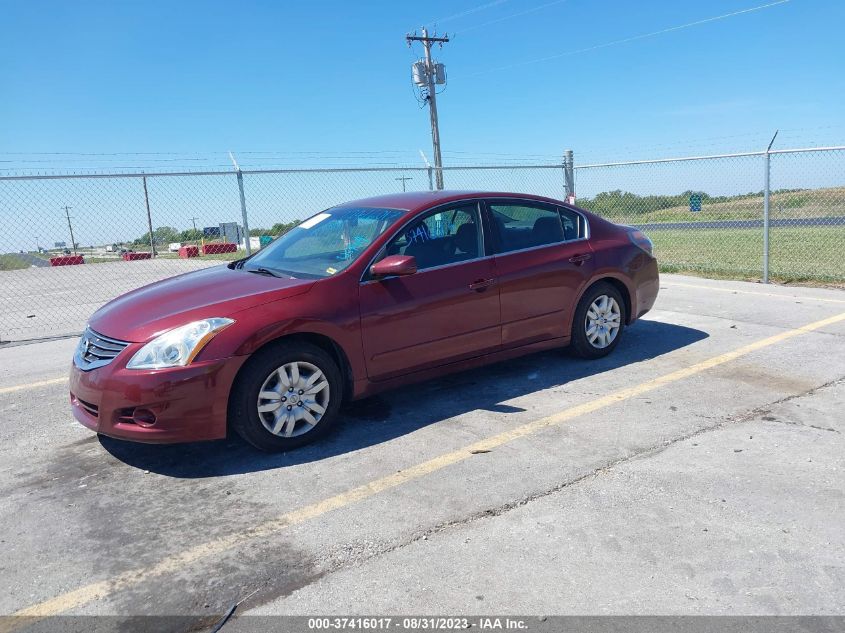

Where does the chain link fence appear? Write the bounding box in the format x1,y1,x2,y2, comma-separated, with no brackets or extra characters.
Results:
1,147,843,342
573,147,845,285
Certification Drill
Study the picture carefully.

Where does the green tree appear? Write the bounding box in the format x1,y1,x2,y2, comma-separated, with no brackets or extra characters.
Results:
248,220,301,237
133,226,181,246
179,228,203,242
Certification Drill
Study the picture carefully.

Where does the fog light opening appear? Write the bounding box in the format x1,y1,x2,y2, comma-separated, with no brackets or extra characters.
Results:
132,408,157,427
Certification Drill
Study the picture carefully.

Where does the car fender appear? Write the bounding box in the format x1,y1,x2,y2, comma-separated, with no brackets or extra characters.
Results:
568,268,638,331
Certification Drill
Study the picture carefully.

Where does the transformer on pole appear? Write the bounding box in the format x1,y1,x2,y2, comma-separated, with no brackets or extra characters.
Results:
406,28,449,190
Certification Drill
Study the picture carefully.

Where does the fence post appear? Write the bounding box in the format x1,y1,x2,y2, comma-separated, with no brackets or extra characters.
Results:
142,176,156,257
762,131,777,283
427,166,434,191
236,170,252,256
762,152,770,283
563,149,575,201
229,152,252,256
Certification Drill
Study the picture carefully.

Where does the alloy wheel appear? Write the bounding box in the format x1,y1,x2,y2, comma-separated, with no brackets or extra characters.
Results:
256,361,330,437
585,294,621,349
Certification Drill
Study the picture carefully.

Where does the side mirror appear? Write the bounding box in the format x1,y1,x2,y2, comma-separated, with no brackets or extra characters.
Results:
370,255,417,278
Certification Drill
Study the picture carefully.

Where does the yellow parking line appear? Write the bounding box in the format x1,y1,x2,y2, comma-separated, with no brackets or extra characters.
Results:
4,310,845,625
662,280,845,304
0,376,68,396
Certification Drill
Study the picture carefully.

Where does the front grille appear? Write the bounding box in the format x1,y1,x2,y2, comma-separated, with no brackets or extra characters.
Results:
74,327,130,371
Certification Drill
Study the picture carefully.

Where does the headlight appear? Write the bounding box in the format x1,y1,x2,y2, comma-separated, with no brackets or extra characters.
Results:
126,318,234,370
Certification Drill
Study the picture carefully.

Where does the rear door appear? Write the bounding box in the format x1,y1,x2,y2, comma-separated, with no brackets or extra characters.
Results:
359,201,501,381
484,199,594,347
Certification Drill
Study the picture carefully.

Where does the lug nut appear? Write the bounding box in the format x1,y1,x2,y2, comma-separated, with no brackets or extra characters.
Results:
298,389,304,395
281,396,287,402
286,405,292,411
298,401,303,407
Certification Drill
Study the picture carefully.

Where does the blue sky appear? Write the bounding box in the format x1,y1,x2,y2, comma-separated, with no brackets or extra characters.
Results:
2,0,844,170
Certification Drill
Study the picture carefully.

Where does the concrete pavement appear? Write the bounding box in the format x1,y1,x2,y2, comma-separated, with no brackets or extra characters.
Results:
0,274,843,626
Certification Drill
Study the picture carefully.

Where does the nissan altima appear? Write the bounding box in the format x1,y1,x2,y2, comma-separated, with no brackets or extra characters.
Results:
70,191,659,451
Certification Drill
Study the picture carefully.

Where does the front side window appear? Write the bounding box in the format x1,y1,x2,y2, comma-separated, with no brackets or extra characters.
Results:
488,202,580,254
245,207,404,278
381,203,483,271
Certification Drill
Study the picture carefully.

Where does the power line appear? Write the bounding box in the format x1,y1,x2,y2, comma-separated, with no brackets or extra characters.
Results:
454,0,568,35
427,0,510,27
465,0,792,76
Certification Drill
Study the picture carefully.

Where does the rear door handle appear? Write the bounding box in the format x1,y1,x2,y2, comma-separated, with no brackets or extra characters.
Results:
568,253,592,265
469,278,496,292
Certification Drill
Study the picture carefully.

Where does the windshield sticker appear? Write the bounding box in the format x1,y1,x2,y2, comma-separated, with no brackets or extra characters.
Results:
326,266,337,275
300,213,331,229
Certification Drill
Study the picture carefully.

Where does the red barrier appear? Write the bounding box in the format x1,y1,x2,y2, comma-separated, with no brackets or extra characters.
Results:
122,252,152,261
50,255,85,266
179,245,200,258
202,243,237,255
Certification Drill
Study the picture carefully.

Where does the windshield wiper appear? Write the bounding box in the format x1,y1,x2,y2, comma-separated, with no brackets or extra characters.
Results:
246,267,282,278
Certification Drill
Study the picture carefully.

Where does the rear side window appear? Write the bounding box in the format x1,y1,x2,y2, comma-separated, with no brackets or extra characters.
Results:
558,206,583,241
488,202,565,254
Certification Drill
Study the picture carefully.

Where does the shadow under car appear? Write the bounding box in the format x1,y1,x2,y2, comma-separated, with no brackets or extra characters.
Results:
99,319,708,478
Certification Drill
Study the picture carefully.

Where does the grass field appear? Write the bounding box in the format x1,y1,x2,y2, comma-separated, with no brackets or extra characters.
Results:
0,255,29,272
652,225,845,284
596,186,845,224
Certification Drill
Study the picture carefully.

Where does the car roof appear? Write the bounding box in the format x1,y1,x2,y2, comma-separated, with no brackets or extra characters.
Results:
333,190,567,215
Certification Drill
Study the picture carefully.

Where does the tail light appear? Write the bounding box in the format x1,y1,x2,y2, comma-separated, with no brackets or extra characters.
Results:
628,229,654,256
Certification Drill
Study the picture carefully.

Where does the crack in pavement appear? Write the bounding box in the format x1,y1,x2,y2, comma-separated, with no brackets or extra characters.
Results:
250,375,845,612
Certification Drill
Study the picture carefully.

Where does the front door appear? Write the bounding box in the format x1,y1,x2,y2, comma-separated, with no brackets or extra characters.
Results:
359,202,501,381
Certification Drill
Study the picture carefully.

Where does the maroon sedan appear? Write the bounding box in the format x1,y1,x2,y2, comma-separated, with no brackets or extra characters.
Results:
70,191,658,451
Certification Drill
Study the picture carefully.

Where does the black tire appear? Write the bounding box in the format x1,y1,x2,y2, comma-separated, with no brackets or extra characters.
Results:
229,341,344,452
570,282,626,359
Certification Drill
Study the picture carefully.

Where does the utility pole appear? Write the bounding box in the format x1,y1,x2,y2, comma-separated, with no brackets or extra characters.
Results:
62,205,77,255
407,28,449,190
395,176,413,192
142,176,156,257
189,217,199,233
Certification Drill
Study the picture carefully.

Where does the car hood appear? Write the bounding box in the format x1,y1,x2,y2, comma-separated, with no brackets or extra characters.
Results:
88,264,314,342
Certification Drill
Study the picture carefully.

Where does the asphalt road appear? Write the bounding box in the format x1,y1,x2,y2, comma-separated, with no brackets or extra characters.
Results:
636,215,845,231
0,275,844,629
0,257,222,341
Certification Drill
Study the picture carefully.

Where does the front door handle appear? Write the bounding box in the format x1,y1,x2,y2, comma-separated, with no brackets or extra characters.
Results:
469,278,496,292
568,253,592,266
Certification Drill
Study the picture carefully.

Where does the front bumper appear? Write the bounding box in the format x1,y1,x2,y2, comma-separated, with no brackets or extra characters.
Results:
69,353,248,444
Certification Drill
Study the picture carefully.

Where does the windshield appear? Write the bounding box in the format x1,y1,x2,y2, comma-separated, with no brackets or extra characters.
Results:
243,206,405,279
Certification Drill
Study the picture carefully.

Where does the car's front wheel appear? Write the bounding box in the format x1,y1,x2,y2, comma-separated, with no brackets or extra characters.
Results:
230,341,343,451
570,282,626,359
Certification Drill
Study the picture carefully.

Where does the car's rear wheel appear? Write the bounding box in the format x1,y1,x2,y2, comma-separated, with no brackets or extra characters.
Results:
229,341,343,451
570,282,626,359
